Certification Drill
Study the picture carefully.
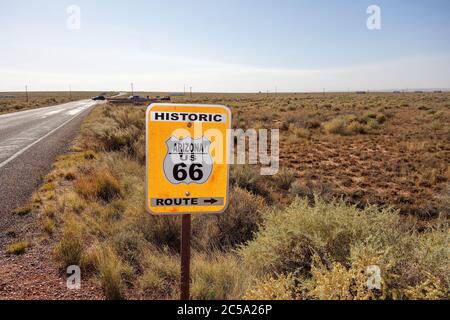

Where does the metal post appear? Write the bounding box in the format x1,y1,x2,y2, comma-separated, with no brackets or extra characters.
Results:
25,85,29,102
190,87,192,98
180,214,191,300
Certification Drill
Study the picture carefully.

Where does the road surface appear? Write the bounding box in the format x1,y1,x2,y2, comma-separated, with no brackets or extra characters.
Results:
0,100,98,234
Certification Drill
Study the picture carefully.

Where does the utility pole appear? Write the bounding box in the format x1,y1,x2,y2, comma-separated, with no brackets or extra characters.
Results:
184,84,186,96
69,85,72,100
25,85,29,102
190,86,192,98
131,83,134,96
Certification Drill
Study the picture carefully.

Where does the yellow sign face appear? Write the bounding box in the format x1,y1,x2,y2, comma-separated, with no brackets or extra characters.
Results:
146,103,231,215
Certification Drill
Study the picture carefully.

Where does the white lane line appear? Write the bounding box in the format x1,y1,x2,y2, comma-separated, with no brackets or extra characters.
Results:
44,109,65,116
0,104,95,170
0,100,91,120
67,106,88,115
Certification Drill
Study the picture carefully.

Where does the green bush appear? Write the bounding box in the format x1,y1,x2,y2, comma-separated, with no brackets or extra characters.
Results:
239,197,450,299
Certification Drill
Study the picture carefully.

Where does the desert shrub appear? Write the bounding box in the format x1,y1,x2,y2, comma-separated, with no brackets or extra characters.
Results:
113,230,146,271
54,221,84,267
243,274,295,300
366,118,379,129
376,113,387,123
230,165,263,195
290,179,335,203
364,111,377,119
13,204,32,216
324,115,379,135
138,215,181,250
346,121,367,134
131,134,146,164
195,186,265,250
6,241,28,255
240,197,450,299
74,166,121,202
304,118,322,129
41,217,55,234
218,187,265,247
138,248,180,299
271,235,320,277
285,114,302,127
401,274,448,300
88,245,132,300
82,105,145,158
239,198,376,275
191,253,250,300
437,184,450,215
323,118,347,135
286,114,321,130
273,167,297,190
58,191,86,215
112,109,145,130
96,127,141,152
304,258,379,300
290,127,311,139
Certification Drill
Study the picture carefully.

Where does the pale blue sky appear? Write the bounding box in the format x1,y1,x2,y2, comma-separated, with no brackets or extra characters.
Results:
1,0,449,92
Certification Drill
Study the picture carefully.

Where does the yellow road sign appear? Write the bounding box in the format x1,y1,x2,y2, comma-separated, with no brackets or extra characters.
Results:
146,103,231,215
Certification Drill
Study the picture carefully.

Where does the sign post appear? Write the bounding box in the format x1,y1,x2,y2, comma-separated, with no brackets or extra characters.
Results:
146,103,231,300
180,214,191,300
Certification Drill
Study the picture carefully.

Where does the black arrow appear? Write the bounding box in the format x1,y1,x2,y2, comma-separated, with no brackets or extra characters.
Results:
203,198,218,205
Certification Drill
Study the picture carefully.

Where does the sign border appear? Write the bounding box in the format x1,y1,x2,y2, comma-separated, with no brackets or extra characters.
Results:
145,103,232,216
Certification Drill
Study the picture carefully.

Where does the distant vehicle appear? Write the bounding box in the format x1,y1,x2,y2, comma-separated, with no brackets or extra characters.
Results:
92,95,106,101
128,95,148,103
155,96,171,101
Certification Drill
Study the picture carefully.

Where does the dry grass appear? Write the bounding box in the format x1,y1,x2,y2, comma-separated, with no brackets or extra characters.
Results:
6,241,29,255
74,166,122,202
13,204,32,216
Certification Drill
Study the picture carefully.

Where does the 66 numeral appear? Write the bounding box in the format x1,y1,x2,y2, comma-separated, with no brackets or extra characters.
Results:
173,163,204,181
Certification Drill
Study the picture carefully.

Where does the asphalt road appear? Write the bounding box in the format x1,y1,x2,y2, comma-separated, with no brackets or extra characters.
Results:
0,100,98,235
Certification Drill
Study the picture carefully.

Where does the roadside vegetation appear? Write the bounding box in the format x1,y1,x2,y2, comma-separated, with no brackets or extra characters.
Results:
25,93,449,300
